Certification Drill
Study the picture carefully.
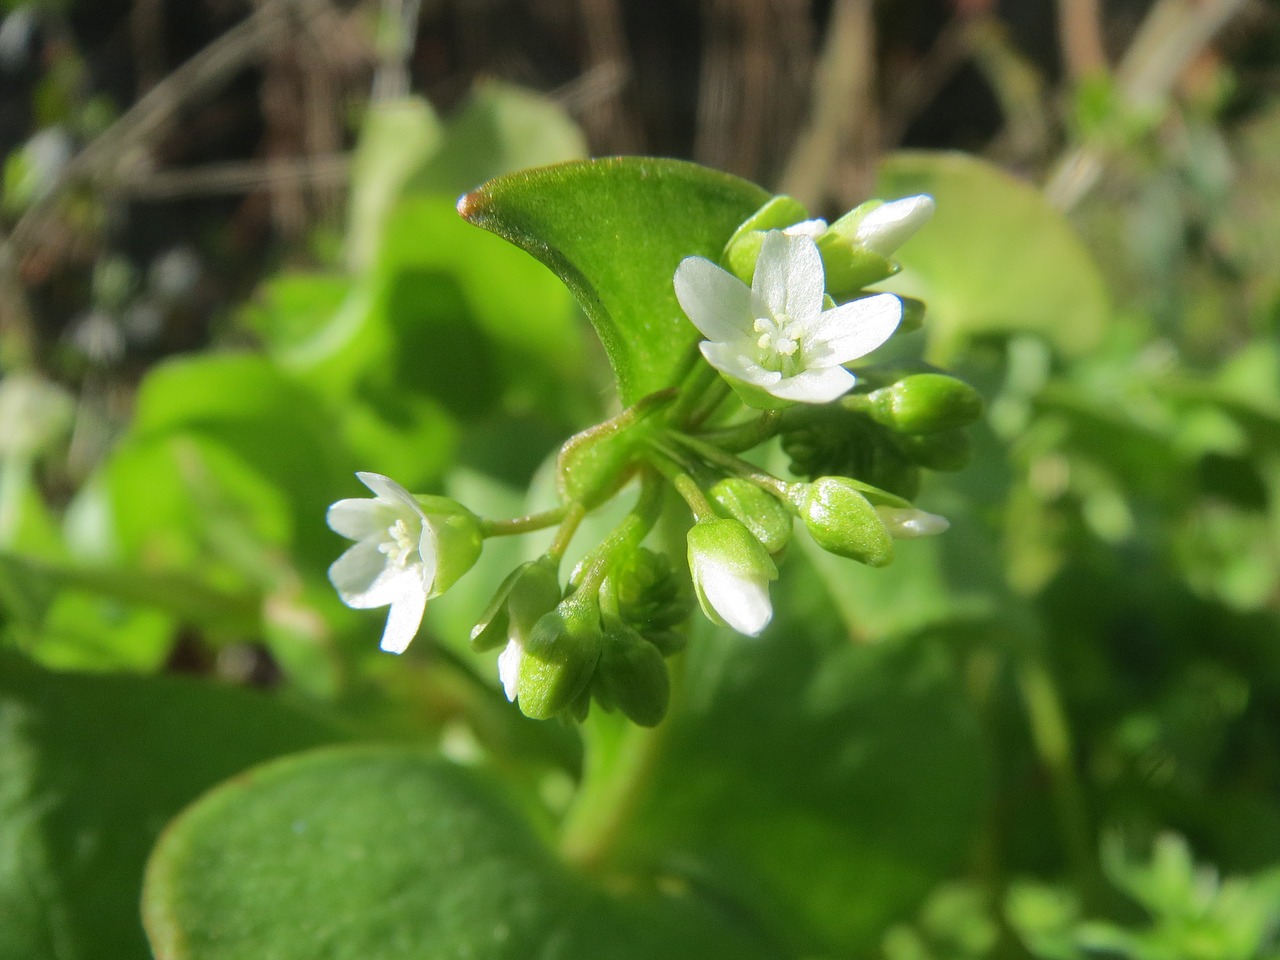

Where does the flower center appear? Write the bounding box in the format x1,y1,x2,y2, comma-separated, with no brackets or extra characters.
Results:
378,518,419,568
753,314,802,375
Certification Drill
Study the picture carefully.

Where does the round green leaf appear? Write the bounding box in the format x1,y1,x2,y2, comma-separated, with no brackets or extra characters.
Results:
0,653,342,960
875,151,1109,358
143,746,783,960
458,157,771,403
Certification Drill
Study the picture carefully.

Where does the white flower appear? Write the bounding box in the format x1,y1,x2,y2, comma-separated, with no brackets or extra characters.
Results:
876,505,950,538
674,230,901,406
687,519,778,636
849,195,935,258
327,472,482,654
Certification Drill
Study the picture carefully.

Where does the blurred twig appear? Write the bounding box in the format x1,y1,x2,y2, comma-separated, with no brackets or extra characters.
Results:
781,0,877,210
1056,0,1107,81
879,13,976,150
1045,0,1249,210
8,0,293,253
577,0,642,153
105,155,353,200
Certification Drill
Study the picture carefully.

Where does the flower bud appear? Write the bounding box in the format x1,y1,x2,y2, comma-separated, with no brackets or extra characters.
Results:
865,374,984,435
708,477,793,556
595,620,670,727
687,519,778,636
781,411,922,500
816,195,935,298
470,557,561,653
721,195,812,284
793,477,894,567
895,429,972,472
612,549,690,656
508,594,602,720
876,506,950,539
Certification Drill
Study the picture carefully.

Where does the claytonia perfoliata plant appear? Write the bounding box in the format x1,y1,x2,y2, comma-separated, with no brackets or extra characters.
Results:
326,169,982,728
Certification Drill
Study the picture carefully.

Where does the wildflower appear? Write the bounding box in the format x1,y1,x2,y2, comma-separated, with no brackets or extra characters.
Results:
675,230,901,407
686,518,778,636
327,472,482,654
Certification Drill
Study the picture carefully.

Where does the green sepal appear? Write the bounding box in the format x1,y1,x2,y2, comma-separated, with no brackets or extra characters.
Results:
415,496,484,598
816,234,898,300
595,619,671,728
469,557,561,652
864,374,985,435
721,195,811,284
708,477,793,556
793,477,894,567
515,595,602,720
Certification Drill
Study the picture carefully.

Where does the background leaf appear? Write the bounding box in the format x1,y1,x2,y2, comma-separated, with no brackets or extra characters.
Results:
0,653,343,960
143,745,785,960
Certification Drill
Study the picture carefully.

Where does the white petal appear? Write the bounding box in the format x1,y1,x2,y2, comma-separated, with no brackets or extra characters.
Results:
326,498,399,540
803,294,901,366
855,195,935,257
674,257,755,343
356,472,423,517
699,342,783,389
379,589,428,653
700,563,772,636
877,506,950,538
417,520,440,595
328,541,392,605
753,231,824,323
769,365,856,403
783,218,827,237
330,542,424,610
497,638,523,701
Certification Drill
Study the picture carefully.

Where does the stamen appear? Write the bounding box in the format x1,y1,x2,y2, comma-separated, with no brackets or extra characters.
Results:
378,518,418,567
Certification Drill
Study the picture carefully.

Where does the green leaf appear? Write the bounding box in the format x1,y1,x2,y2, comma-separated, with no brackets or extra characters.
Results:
0,653,343,960
875,151,1109,359
143,745,784,960
459,157,771,403
585,563,992,955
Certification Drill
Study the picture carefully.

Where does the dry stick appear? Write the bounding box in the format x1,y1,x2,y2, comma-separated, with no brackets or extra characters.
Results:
879,14,976,151
1056,0,1108,81
1044,0,1249,211
780,0,878,211
107,154,353,200
7,0,293,253
577,0,642,153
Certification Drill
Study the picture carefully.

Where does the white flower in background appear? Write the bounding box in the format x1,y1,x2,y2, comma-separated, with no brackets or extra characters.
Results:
675,230,901,406
686,519,778,636
876,505,950,539
326,472,482,654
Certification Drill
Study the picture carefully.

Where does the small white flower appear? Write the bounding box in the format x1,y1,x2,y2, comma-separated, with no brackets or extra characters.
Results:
687,519,778,636
326,472,442,654
850,195,935,258
675,230,901,406
876,505,950,538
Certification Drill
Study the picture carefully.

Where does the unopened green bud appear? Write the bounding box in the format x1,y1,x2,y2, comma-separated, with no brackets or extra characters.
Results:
864,374,984,435
722,195,812,283
612,549,690,655
512,595,602,720
793,477,894,567
896,429,972,472
595,620,670,727
470,557,561,652
557,390,675,507
708,477,793,556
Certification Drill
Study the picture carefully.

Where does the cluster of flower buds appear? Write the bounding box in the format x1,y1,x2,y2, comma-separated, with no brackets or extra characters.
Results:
325,190,984,727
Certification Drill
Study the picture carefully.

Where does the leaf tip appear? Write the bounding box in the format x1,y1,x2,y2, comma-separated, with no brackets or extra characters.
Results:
456,188,484,223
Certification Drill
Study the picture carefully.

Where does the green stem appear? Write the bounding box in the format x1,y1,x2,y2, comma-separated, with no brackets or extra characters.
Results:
567,473,664,593
1016,651,1099,902
547,502,587,565
693,409,782,452
645,443,717,522
478,506,568,539
667,431,798,503
666,358,722,427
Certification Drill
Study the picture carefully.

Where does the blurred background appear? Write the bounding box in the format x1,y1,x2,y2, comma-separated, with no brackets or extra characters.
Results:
4,1,1280,958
